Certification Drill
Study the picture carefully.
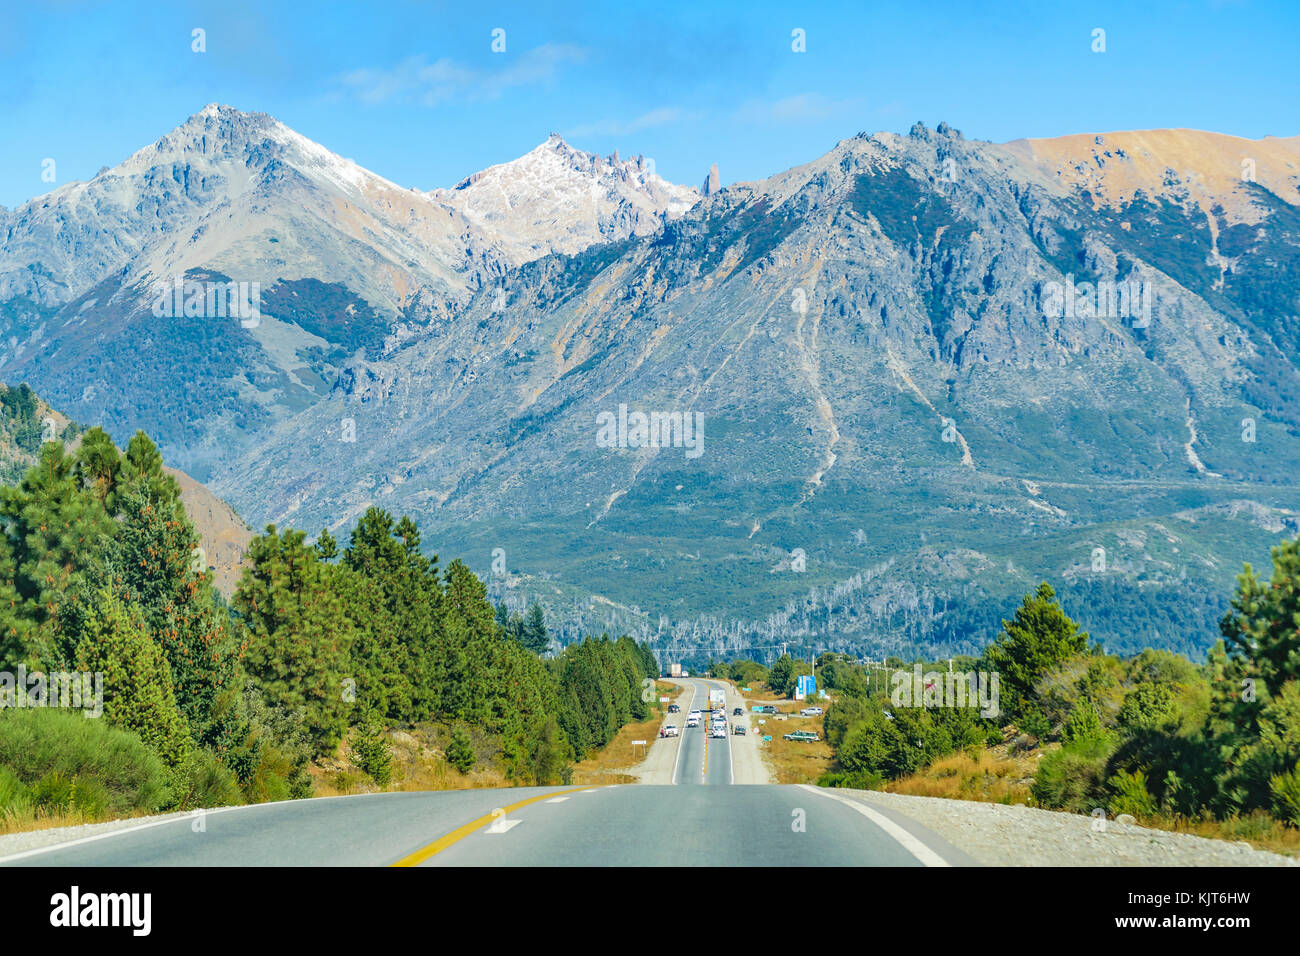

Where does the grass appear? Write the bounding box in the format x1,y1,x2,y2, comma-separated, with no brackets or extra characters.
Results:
571,682,685,785
312,722,513,796
881,739,1300,858
884,746,1037,804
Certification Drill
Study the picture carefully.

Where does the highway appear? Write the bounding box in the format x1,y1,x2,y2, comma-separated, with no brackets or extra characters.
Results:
0,677,975,867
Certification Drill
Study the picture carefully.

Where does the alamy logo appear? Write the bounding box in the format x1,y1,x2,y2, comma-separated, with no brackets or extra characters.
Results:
150,274,261,327
1040,274,1152,327
0,666,103,718
49,886,151,936
891,664,1000,719
595,404,704,459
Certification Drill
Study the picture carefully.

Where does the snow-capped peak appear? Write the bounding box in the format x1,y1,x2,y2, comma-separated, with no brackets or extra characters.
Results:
429,134,698,261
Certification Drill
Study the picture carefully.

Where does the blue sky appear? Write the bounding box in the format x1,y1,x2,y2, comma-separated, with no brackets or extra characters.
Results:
1,0,1297,209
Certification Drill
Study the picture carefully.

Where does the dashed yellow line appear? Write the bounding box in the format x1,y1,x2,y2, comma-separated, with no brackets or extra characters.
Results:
390,786,597,867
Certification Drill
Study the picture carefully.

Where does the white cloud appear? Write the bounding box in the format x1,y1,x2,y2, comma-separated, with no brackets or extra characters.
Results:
565,107,699,138
734,93,864,124
339,44,588,107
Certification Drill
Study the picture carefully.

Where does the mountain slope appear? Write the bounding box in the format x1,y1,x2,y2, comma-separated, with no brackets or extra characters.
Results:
3,111,1298,658
0,106,698,481
206,121,1300,657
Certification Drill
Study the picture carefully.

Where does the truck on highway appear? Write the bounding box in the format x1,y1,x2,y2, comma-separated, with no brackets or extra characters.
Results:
708,688,726,712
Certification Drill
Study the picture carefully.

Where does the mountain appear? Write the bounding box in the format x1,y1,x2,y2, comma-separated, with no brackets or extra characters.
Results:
429,132,699,267
0,105,698,480
3,111,1299,660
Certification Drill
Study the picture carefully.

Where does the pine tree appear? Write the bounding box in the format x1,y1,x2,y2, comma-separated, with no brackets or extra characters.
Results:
74,585,193,770
234,525,356,756
519,602,549,654
0,442,114,665
72,427,122,512
118,432,182,509
314,529,339,561
983,582,1090,723
108,487,242,751
350,705,393,786
445,725,475,774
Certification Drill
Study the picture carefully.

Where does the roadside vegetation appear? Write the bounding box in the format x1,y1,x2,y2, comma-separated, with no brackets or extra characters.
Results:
711,533,1300,852
0,427,659,833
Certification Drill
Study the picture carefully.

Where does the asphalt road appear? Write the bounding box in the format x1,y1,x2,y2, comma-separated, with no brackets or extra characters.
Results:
0,676,974,867
672,678,733,786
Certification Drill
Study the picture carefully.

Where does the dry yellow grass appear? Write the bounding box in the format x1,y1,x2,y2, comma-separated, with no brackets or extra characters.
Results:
0,806,139,835
312,723,514,797
571,681,684,785
753,713,832,784
885,743,1300,858
1004,129,1300,225
885,747,1036,804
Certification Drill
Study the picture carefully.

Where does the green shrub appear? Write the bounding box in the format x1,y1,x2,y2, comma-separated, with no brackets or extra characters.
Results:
0,708,176,814
445,726,475,774
1031,735,1116,811
1108,769,1159,818
351,710,393,786
1269,766,1300,827
0,765,31,815
818,770,885,790
1063,701,1104,743
181,750,245,809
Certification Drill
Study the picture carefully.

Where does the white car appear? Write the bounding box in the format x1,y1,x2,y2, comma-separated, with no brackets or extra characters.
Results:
800,707,824,717
686,716,700,728
662,725,679,737
710,726,726,738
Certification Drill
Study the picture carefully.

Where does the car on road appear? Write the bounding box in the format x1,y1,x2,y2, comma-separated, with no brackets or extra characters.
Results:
686,715,700,728
710,726,726,738
688,710,702,719
783,730,820,742
668,703,680,713
800,707,824,717
661,725,679,737
733,707,743,715
733,724,746,735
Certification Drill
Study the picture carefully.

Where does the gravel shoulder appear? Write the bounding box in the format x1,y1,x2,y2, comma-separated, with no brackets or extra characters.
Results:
0,810,193,861
721,680,773,784
840,789,1299,866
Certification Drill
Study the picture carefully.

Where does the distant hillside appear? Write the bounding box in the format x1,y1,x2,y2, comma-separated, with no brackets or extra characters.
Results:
0,381,252,595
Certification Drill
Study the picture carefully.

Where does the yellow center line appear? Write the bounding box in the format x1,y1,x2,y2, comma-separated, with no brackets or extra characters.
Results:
390,786,599,867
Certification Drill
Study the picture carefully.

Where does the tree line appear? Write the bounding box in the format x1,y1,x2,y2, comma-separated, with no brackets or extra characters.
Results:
720,544,1300,829
0,428,660,824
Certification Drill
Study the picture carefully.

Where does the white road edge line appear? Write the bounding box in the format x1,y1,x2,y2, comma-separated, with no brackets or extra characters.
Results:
0,803,252,864
798,784,952,867
544,797,569,803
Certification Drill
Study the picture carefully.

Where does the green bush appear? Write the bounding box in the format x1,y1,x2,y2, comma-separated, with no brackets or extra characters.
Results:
181,750,245,809
817,770,885,790
445,726,475,774
0,765,31,815
1031,735,1116,811
0,708,176,814
29,771,109,817
1108,769,1158,818
1269,766,1300,827
351,710,393,786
